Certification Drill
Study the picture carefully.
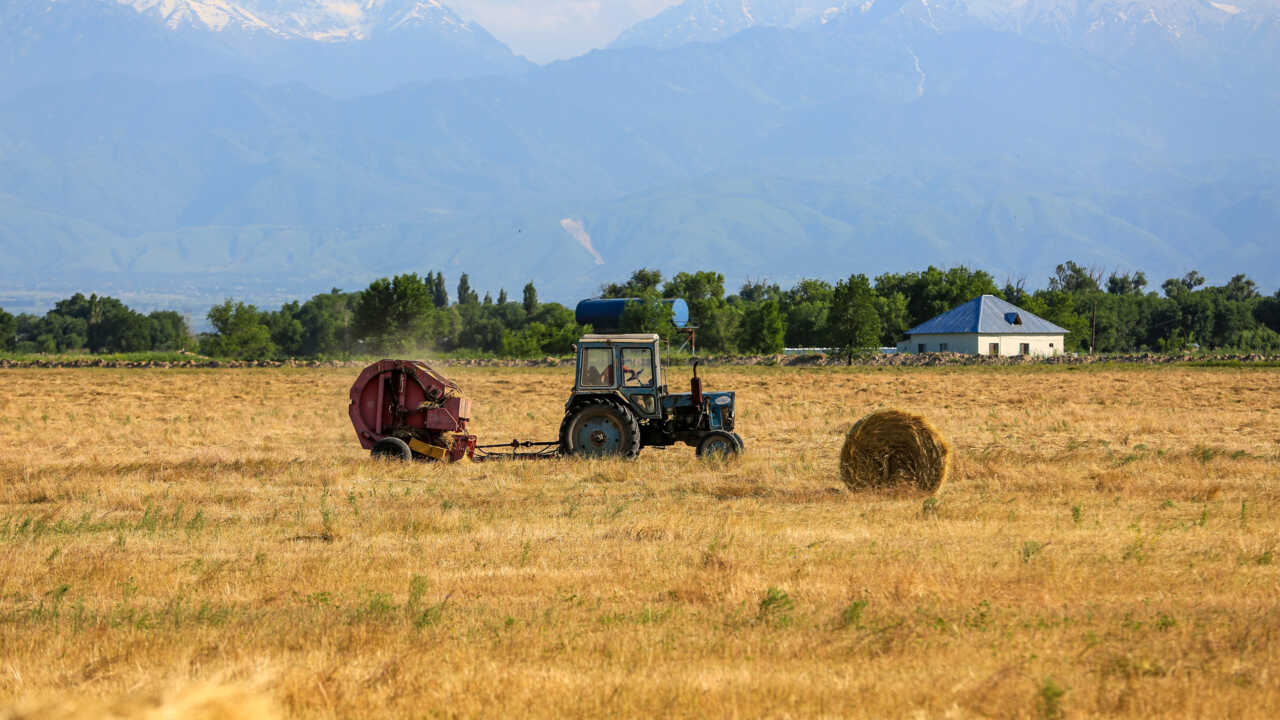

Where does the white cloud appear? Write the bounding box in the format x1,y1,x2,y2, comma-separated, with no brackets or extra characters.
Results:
448,0,682,63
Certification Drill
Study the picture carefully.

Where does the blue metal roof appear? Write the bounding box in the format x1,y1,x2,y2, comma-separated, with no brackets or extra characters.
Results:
906,295,1068,335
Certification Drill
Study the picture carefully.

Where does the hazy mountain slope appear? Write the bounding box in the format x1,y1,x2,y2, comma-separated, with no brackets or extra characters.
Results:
611,0,835,49
0,4,1277,308
0,0,531,98
614,0,1280,74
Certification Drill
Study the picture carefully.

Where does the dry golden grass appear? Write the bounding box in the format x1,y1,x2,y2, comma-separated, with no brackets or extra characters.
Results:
1,364,1278,718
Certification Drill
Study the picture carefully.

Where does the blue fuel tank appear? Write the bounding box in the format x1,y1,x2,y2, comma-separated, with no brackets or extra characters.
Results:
575,298,690,331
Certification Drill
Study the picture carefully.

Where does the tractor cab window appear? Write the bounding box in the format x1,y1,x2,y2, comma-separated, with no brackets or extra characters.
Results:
620,347,653,387
581,347,614,387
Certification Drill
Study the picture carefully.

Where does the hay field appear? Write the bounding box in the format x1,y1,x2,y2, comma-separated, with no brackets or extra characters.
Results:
1,365,1277,718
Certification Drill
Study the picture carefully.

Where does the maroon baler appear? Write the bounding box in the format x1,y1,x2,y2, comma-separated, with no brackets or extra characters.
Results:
348,359,477,461
348,359,560,462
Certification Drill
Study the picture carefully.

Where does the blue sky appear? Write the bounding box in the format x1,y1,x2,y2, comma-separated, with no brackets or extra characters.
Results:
447,0,681,63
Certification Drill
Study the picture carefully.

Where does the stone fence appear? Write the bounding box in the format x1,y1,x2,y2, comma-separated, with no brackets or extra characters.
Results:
1,352,1276,370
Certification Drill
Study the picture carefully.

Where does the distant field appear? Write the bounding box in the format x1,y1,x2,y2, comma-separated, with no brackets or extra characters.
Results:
1,365,1277,718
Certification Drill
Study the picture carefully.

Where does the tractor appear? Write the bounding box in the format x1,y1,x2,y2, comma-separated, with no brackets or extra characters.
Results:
558,333,742,459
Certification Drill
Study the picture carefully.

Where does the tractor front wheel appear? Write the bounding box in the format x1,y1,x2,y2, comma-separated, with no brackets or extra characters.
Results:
697,430,741,460
560,400,642,459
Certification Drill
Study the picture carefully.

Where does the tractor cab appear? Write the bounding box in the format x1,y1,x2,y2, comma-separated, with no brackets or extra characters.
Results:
573,333,665,419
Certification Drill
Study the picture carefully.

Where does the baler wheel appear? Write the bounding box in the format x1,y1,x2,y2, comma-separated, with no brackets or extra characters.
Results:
371,437,412,461
560,399,641,459
697,431,740,460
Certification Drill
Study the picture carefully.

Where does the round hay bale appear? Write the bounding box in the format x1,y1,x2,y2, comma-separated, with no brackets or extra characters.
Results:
839,409,951,493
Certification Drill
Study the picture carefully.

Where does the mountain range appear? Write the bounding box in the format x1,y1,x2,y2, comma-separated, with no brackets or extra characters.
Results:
0,1,530,98
616,0,1280,61
0,0,1277,316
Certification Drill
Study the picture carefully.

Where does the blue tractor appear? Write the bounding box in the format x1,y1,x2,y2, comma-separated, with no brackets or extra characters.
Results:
558,300,743,459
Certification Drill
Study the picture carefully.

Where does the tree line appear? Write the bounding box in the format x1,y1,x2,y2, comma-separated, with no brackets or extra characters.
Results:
2,263,1278,358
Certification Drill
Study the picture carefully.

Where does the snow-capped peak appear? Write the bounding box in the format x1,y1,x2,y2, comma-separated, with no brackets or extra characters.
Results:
111,0,470,42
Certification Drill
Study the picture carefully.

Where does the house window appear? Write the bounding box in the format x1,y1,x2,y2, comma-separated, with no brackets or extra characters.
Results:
1019,343,1030,356
988,343,1000,356
918,343,926,353
939,343,948,351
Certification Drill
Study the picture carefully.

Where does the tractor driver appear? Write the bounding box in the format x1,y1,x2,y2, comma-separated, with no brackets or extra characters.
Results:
582,348,613,386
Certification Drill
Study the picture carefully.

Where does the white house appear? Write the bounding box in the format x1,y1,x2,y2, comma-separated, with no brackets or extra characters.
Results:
896,295,1067,357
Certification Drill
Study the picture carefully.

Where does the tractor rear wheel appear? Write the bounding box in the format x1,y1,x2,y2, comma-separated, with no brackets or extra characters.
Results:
371,436,412,461
697,430,741,460
560,399,642,459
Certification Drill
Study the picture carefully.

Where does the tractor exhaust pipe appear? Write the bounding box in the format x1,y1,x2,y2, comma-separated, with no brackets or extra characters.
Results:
690,358,703,408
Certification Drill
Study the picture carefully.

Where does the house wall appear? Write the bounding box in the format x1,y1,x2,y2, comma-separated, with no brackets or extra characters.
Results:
978,334,1064,357
896,334,981,354
898,334,1064,356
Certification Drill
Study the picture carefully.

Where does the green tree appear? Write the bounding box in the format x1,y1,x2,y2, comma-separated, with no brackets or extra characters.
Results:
736,299,785,354
1228,326,1280,350
148,311,190,351
456,273,479,305
875,266,998,329
737,280,783,304
497,288,508,305
1220,274,1260,302
663,270,733,352
295,290,356,357
266,301,305,356
353,274,439,352
602,268,663,298
1001,278,1031,306
528,302,587,355
522,282,538,314
1256,291,1280,334
0,307,15,351
664,271,725,309
1049,261,1102,293
92,304,152,353
874,292,911,347
500,317,587,358
1090,292,1159,352
501,323,546,357
830,274,882,362
430,272,449,308
1106,271,1147,295
456,310,506,353
780,278,833,348
1210,295,1257,348
1023,291,1089,352
942,266,1001,308
1163,271,1207,297
619,292,676,340
23,310,87,352
202,301,275,359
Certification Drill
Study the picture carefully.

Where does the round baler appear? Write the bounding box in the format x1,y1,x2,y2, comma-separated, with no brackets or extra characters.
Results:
348,359,476,461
